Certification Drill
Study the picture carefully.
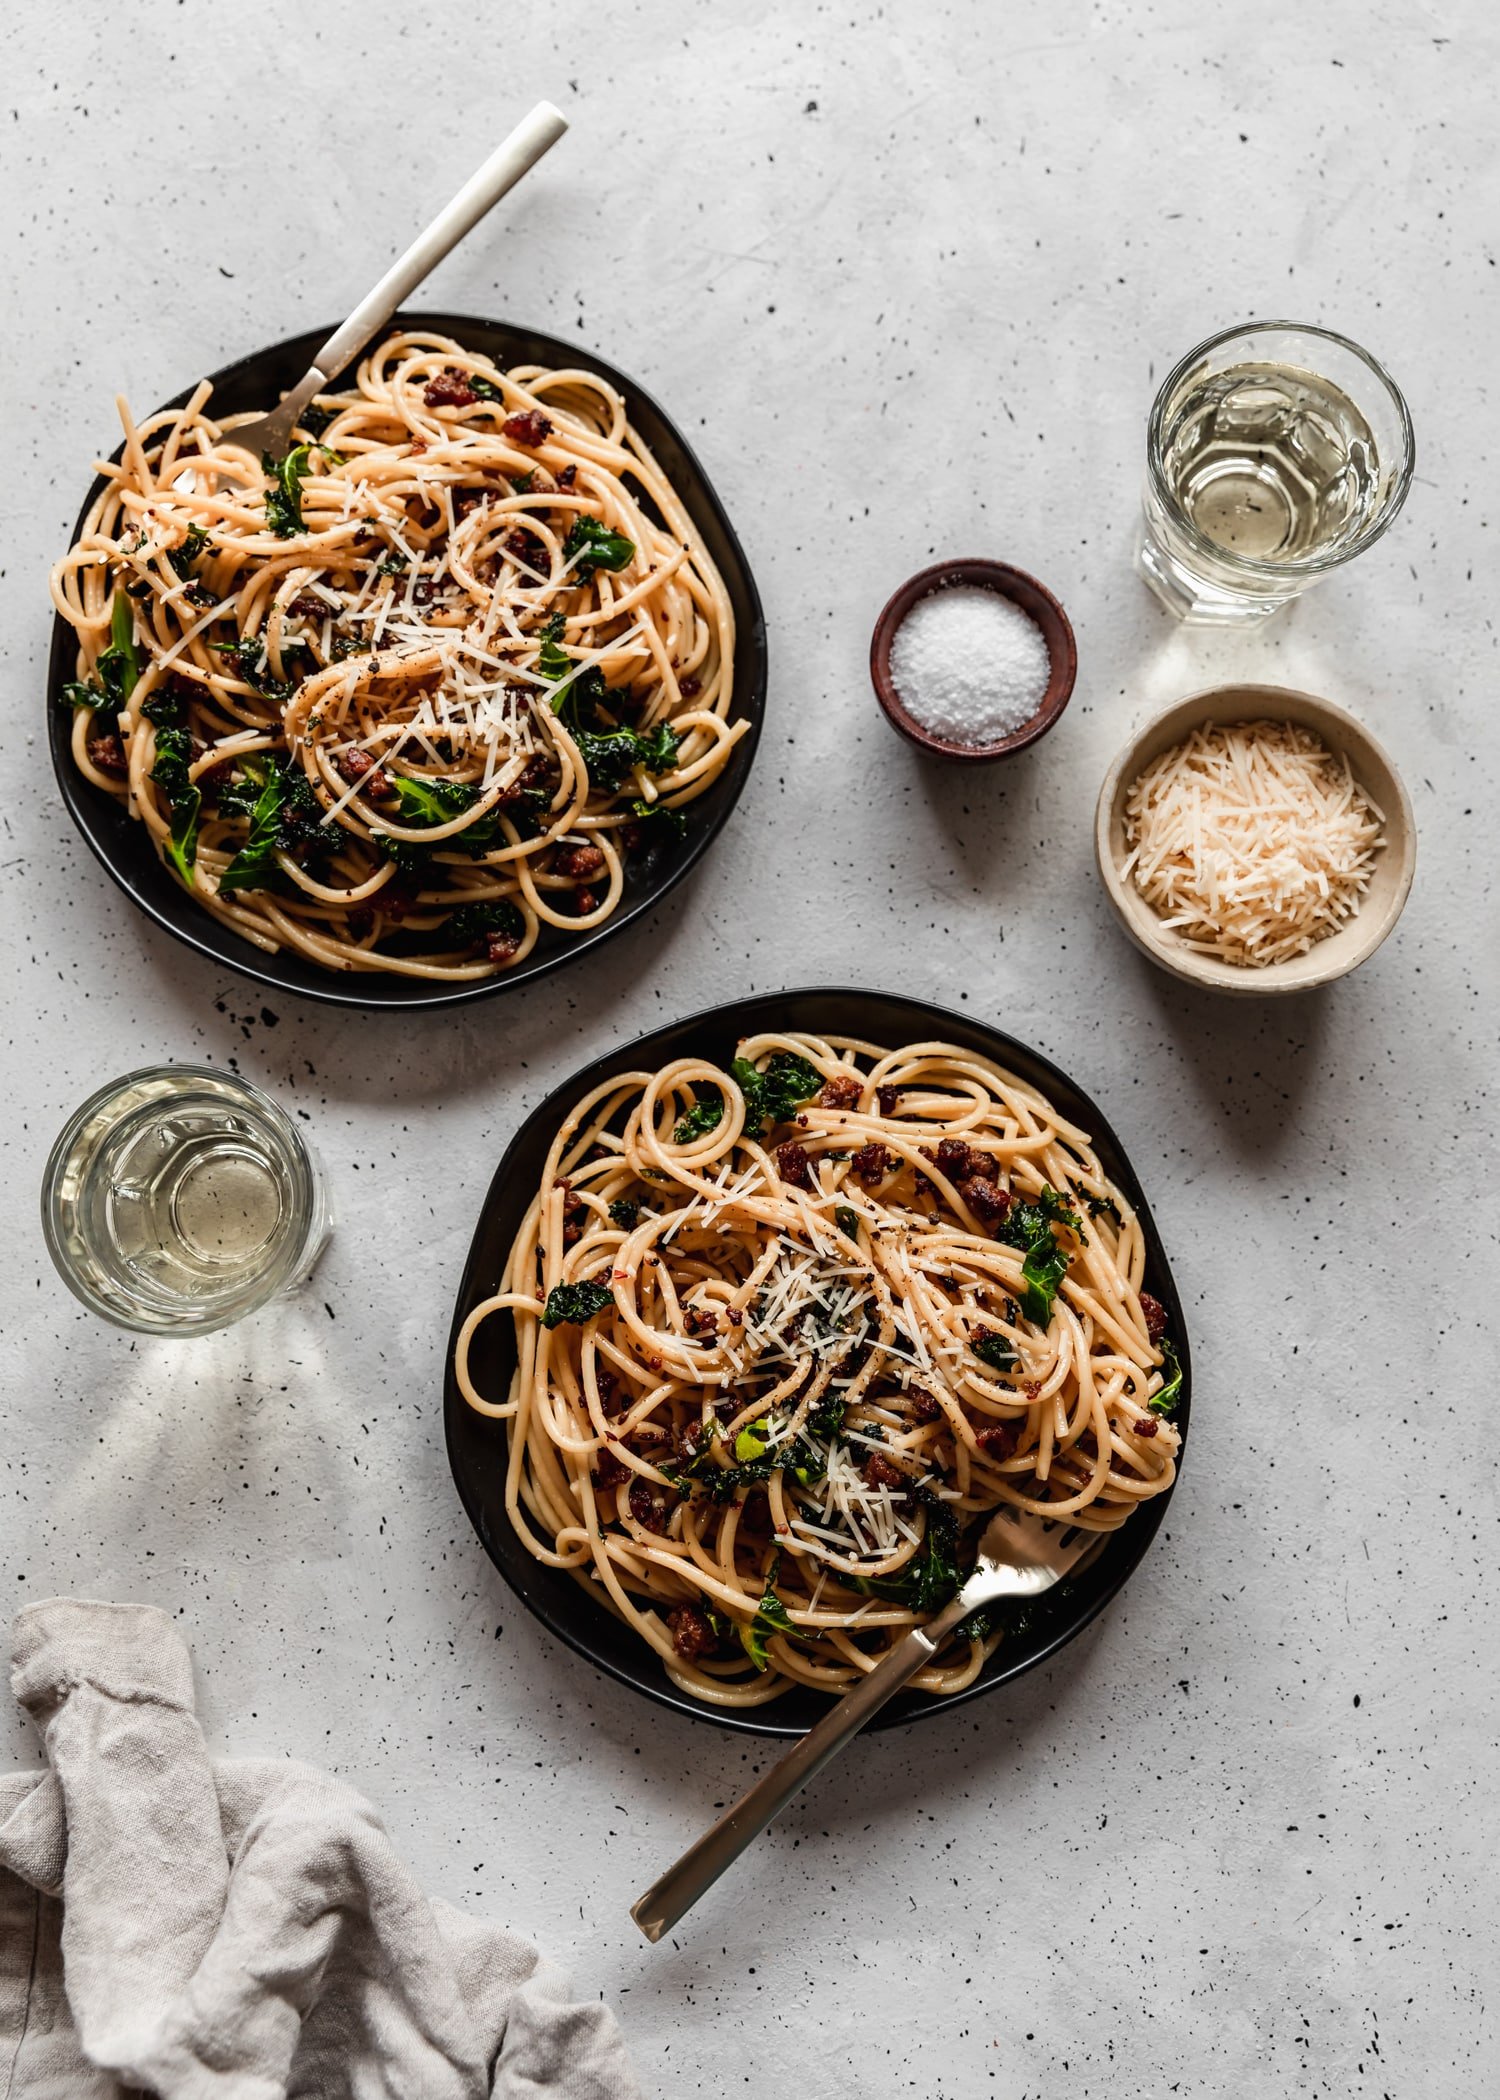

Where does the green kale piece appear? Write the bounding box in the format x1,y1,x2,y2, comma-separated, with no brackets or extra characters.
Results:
731,1051,823,1135
92,590,142,714
997,1191,1081,1329
537,612,572,693
60,679,111,712
149,725,200,884
262,444,316,536
1149,1338,1183,1419
391,775,479,826
1035,1185,1088,1242
740,1567,795,1673
608,1199,640,1231
572,719,679,793
218,761,285,893
626,797,686,844
673,1088,724,1144
445,899,524,951
971,1328,1017,1373
563,515,635,577
852,1492,962,1616
218,758,331,888
166,524,211,580
540,1279,614,1329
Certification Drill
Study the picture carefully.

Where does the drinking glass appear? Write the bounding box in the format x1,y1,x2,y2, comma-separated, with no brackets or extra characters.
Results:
42,1066,331,1335
1136,320,1414,626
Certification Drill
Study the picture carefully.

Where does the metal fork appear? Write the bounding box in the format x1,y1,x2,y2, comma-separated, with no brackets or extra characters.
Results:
630,1506,1097,1942
210,100,567,467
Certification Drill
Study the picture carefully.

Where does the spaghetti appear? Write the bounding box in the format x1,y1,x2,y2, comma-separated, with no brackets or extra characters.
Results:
50,331,743,978
454,1032,1183,1708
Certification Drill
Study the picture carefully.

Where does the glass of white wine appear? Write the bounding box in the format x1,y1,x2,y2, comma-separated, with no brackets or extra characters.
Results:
42,1067,330,1335
1137,320,1414,625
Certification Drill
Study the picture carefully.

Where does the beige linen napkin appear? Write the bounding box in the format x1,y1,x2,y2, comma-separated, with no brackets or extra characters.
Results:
0,1599,641,2100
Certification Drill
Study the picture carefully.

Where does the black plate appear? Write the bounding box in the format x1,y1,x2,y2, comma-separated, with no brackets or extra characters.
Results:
444,989,1191,1736
47,313,767,1010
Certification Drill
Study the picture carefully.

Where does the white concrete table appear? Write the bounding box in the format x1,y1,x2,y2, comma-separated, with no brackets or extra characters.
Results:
3,4,1494,2092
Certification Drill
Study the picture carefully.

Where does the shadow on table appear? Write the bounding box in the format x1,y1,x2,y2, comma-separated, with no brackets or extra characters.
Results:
1120,945,1336,1166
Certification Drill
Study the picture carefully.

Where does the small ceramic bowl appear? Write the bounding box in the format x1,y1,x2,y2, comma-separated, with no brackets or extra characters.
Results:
870,559,1077,760
1095,683,1417,995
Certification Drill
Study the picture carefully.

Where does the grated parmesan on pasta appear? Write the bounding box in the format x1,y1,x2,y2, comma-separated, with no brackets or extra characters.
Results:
1120,718,1385,968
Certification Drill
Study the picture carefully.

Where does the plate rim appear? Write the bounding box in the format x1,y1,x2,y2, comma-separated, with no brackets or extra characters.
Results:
442,986,1192,1737
46,310,767,1011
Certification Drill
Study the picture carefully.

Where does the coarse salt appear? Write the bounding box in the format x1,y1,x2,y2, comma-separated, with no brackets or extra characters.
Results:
888,583,1050,746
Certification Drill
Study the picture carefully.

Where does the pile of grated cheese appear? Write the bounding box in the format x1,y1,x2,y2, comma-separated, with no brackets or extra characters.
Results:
1120,718,1386,967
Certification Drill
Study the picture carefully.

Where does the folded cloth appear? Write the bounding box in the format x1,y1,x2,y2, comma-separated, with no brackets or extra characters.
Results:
0,1600,642,2100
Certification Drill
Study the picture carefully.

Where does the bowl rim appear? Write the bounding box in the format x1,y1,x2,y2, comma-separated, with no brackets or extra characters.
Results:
46,310,767,1012
442,985,1191,1737
1094,682,1418,995
869,558,1077,761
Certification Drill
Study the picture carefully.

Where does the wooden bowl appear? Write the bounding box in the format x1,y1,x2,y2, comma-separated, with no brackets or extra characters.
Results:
1095,684,1417,995
870,559,1077,760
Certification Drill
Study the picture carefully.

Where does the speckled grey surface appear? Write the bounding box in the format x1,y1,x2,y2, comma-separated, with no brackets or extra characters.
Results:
3,4,1496,2094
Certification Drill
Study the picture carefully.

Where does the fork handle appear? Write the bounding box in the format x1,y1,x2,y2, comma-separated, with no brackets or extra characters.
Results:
282,101,568,421
631,1596,970,1944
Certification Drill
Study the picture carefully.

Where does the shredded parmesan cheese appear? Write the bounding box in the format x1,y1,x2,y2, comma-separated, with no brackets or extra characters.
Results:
1120,718,1385,967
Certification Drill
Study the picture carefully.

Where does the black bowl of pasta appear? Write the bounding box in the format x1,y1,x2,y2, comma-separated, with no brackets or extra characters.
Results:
444,989,1191,1737
46,313,765,1008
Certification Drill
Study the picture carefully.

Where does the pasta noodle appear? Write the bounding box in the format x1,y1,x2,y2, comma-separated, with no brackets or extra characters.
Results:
454,1032,1183,1708
50,330,744,978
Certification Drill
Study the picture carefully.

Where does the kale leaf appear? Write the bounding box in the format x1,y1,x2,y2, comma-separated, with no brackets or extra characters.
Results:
537,612,572,692
445,898,524,950
60,679,111,713
386,774,503,858
852,1493,962,1616
149,725,200,884
218,761,286,893
572,720,679,792
834,1205,861,1241
391,775,478,827
217,759,332,891
563,515,635,577
166,524,210,580
608,1199,640,1231
740,1561,795,1673
627,797,686,843
540,1279,614,1329
997,1190,1081,1329
971,1328,1017,1373
1149,1338,1183,1419
261,443,336,538
805,1386,848,1441
673,1088,724,1144
468,374,503,403
60,592,138,713
1035,1185,1088,1242
731,1051,823,1135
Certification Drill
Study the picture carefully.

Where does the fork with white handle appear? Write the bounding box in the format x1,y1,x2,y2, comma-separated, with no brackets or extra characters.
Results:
630,1506,1097,1942
211,100,567,468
